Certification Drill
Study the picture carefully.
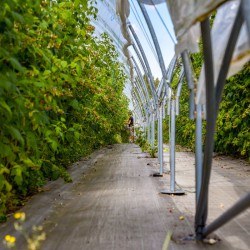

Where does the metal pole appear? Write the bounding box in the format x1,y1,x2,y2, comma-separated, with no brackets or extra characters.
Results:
158,112,160,161
195,18,216,240
151,114,155,151
159,104,163,175
128,24,158,108
242,0,250,39
134,78,147,110
132,57,150,102
138,3,169,85
161,99,184,195
147,113,151,144
153,105,163,177
181,50,195,120
203,192,250,237
170,99,176,192
176,68,184,115
195,104,203,205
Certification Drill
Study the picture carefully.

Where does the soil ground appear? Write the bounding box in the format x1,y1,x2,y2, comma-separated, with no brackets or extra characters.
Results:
0,143,249,250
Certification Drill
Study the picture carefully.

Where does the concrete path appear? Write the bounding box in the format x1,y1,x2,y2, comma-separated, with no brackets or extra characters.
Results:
0,144,249,250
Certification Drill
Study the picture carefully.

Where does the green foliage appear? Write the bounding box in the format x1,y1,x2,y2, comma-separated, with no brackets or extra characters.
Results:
215,64,250,159
135,129,148,151
135,129,157,157
0,0,129,219
163,52,249,161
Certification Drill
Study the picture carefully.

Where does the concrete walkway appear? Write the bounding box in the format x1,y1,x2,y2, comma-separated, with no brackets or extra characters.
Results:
0,144,249,250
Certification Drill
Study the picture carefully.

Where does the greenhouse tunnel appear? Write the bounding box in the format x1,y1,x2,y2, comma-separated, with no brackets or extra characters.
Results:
0,0,249,249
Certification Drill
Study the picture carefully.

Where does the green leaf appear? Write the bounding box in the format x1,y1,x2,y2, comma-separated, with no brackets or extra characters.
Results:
0,99,12,117
0,164,10,175
6,126,24,145
69,99,80,110
0,176,5,191
4,180,12,192
61,61,68,68
0,142,13,158
43,70,51,75
9,58,25,72
0,76,12,91
11,11,25,23
4,17,13,28
21,157,40,169
50,140,58,152
74,131,80,140
40,20,48,29
11,165,23,186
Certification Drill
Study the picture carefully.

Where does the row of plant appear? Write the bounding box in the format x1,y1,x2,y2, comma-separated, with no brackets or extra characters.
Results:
163,55,250,161
0,0,129,221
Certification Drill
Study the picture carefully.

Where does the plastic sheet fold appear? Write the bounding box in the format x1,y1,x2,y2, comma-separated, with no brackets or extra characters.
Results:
116,0,134,81
197,1,250,104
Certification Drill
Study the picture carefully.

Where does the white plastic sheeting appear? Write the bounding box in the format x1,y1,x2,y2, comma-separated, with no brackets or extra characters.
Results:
116,0,249,107
165,0,227,40
91,0,132,104
92,0,127,65
197,1,250,104
137,0,165,4
116,0,134,81
138,0,227,54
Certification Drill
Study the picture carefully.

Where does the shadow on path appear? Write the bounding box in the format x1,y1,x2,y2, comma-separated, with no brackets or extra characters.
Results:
0,144,249,250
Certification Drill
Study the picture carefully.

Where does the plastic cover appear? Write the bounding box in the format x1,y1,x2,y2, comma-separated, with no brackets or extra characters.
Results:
116,0,134,81
93,0,125,56
165,0,227,39
196,1,250,104
165,0,228,54
137,0,166,5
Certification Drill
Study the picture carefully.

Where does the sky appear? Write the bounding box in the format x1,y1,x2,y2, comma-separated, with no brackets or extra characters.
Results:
93,0,177,109
128,0,176,80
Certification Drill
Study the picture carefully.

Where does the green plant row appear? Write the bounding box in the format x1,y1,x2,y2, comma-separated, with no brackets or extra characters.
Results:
0,0,129,221
163,56,250,161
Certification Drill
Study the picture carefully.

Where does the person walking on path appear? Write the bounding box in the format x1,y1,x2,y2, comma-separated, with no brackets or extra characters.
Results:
128,114,134,142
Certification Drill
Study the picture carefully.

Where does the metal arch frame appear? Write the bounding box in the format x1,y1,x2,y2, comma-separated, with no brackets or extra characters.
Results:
128,23,158,109
132,91,145,123
132,57,154,144
131,56,151,104
116,0,250,242
160,66,185,195
134,0,250,239
128,24,158,145
133,84,147,117
195,0,250,239
136,2,174,177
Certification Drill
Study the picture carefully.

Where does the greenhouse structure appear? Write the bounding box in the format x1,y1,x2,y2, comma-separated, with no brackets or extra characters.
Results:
0,0,249,249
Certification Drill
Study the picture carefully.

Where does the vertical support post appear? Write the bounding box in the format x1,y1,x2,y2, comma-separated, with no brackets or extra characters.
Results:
242,0,250,39
195,18,215,240
158,113,160,160
153,105,163,176
195,104,203,205
147,113,150,144
181,50,195,120
170,99,176,192
161,99,185,195
151,114,155,151
159,104,163,175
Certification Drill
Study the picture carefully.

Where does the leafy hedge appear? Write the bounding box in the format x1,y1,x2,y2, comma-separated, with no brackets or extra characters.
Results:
0,0,129,221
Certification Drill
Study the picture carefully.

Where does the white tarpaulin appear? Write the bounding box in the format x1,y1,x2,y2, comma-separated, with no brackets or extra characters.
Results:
196,1,250,104
116,0,134,81
137,0,165,4
165,0,228,40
